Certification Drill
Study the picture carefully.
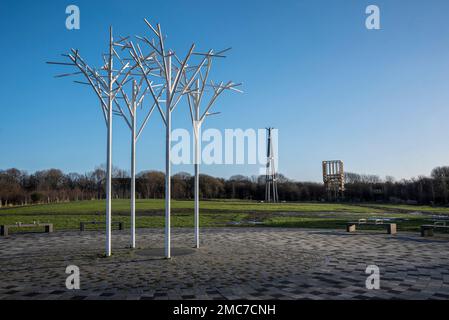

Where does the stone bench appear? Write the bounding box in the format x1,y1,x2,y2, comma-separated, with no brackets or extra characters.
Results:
80,221,124,232
421,222,449,237
346,219,397,235
0,223,53,236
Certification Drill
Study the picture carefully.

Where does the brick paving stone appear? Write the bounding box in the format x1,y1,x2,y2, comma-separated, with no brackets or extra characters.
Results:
0,228,448,300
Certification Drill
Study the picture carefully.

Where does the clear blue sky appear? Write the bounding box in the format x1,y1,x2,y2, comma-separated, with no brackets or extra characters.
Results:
1,0,449,182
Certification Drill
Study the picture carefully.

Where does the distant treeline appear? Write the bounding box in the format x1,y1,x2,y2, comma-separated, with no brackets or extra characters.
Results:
1,166,449,207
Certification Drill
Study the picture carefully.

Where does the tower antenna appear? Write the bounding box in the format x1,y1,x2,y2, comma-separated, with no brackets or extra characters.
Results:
265,128,279,203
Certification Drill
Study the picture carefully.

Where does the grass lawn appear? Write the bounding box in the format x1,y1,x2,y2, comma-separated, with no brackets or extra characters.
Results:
359,204,449,214
0,199,447,232
0,213,248,231
263,216,435,232
0,199,384,215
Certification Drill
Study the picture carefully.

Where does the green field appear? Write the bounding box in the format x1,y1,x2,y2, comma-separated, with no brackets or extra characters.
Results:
0,199,448,232
357,203,449,214
0,199,385,215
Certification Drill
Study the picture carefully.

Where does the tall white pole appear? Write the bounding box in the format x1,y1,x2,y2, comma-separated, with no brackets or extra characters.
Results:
194,123,200,248
130,82,137,249
194,86,200,249
105,26,113,257
165,54,172,259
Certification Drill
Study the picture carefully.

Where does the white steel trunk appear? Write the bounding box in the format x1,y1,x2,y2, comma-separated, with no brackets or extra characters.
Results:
165,55,172,259
194,121,200,248
105,27,113,257
130,112,136,249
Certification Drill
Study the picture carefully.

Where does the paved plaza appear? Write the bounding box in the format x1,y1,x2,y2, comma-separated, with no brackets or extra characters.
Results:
0,227,448,300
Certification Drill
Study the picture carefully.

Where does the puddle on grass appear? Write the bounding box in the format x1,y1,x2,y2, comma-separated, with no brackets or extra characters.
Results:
228,221,265,226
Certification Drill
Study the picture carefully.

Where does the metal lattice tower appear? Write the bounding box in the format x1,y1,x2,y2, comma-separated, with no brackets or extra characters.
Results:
322,160,345,201
265,128,279,203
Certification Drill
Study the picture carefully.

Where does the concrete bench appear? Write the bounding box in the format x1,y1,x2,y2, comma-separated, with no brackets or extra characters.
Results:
80,221,124,232
421,222,449,237
346,219,397,235
0,223,53,236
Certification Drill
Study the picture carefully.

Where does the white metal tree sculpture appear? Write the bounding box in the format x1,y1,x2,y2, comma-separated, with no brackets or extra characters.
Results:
114,77,166,248
182,57,242,249
129,20,198,259
129,19,236,258
48,19,241,259
48,27,132,257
